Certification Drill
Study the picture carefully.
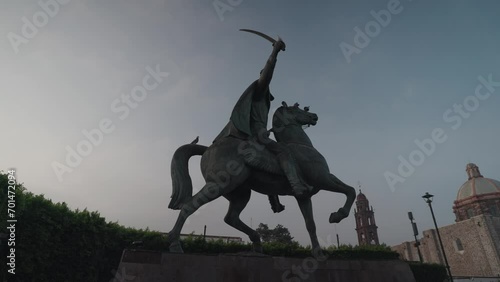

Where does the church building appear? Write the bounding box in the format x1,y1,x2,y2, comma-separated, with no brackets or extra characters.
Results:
392,163,500,277
354,190,380,245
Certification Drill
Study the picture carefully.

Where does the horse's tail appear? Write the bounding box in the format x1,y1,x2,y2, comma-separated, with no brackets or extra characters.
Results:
168,143,208,210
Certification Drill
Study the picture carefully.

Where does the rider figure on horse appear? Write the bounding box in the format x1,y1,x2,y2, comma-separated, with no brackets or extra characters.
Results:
214,37,312,209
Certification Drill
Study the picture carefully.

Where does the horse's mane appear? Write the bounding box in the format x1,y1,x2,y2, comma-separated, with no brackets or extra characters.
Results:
272,106,287,128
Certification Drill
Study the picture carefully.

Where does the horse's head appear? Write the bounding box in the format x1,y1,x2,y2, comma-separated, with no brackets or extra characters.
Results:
272,101,318,130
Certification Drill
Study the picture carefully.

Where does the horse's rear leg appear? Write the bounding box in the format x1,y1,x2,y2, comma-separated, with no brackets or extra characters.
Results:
321,174,356,223
224,188,263,253
167,182,226,253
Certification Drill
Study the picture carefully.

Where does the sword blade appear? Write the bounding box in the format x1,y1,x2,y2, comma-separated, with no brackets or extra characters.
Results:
239,29,276,45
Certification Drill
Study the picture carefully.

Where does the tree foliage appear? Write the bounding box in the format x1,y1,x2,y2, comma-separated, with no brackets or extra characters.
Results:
256,223,295,245
0,172,166,282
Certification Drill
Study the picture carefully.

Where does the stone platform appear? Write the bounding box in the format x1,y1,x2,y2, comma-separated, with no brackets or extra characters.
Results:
115,249,416,282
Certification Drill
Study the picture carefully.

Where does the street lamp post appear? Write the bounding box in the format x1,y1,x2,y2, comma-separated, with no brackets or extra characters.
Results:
422,192,453,282
407,212,423,263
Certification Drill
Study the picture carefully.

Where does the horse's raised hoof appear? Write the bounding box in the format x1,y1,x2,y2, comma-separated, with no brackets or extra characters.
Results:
169,241,184,253
329,208,349,223
272,203,285,213
252,242,263,253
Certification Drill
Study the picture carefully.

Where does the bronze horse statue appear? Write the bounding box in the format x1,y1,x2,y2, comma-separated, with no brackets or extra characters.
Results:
167,102,356,255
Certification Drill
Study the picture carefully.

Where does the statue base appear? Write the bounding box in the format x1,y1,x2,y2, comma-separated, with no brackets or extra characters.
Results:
115,249,415,282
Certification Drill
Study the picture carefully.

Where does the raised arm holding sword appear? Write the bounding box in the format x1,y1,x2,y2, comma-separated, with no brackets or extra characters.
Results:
214,29,312,211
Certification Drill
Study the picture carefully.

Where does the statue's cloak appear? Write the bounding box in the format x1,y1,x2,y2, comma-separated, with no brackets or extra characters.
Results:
213,80,274,143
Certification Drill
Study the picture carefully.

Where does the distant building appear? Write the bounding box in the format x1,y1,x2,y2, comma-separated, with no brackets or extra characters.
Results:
354,190,380,245
392,163,500,277
454,163,500,220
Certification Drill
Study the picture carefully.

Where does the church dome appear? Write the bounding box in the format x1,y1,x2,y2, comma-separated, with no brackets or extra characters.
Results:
453,163,500,222
456,163,500,201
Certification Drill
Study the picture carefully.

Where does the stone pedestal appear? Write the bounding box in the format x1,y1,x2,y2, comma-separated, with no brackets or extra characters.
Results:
115,249,416,282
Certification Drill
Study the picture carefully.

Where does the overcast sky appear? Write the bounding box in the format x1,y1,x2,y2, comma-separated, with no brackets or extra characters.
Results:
1,0,500,247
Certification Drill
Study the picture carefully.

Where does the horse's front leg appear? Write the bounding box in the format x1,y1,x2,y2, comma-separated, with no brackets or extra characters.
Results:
296,197,325,259
318,174,356,223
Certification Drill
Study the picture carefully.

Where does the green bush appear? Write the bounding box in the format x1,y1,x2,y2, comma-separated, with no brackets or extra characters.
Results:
178,236,399,260
408,262,447,282
0,172,401,282
0,172,166,282
181,235,250,253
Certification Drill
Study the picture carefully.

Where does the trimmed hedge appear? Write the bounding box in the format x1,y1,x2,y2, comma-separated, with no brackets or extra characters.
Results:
0,173,164,282
0,172,400,282
408,262,448,282
179,235,400,260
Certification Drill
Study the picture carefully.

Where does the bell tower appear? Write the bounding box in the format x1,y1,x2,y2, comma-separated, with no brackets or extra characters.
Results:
354,189,380,245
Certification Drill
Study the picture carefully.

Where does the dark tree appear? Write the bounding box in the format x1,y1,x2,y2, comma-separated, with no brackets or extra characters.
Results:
256,223,294,245
256,223,272,242
272,224,294,244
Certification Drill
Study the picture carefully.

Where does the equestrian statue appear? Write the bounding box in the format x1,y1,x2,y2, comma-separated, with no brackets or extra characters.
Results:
166,29,356,256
